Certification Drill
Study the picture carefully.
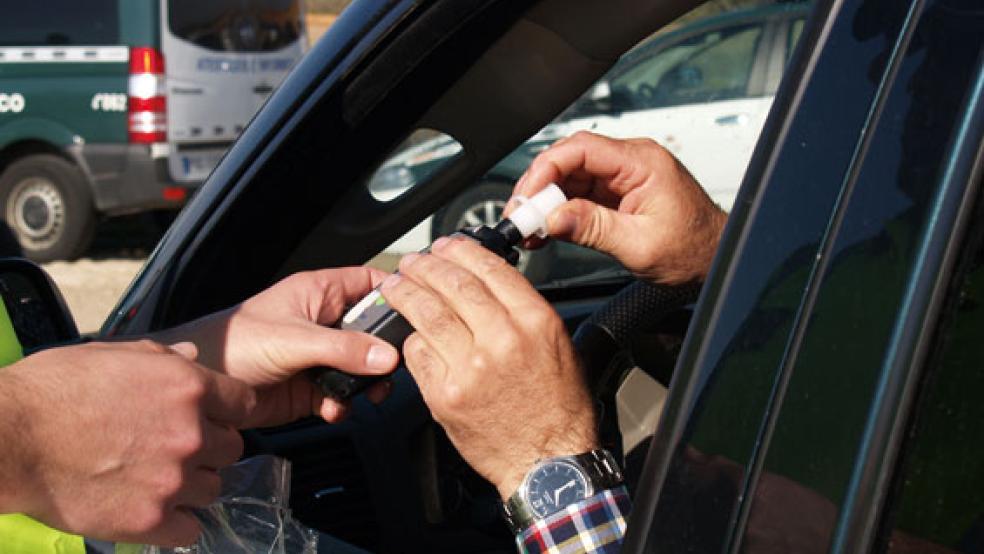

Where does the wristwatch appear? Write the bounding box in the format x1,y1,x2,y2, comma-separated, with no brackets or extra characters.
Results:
502,449,624,534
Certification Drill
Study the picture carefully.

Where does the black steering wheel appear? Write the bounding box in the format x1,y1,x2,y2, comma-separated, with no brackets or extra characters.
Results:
284,279,703,543
573,280,701,490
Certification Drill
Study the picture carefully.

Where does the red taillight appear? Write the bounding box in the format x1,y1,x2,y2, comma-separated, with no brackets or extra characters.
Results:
128,47,166,144
129,46,165,74
128,96,166,113
162,186,187,201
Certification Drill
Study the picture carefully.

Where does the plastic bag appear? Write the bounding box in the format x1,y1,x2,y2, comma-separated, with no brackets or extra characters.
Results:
142,455,318,554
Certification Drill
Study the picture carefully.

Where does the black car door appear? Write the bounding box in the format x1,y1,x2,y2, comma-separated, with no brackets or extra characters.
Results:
624,0,984,552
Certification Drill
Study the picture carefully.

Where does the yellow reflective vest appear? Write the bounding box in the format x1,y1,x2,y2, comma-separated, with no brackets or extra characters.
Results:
0,299,85,554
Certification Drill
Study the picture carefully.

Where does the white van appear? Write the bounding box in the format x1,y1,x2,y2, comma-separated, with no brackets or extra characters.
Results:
162,0,307,184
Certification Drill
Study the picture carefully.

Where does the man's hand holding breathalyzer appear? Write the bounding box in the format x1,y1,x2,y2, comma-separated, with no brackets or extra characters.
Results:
380,237,598,499
511,131,728,284
376,132,725,500
377,132,728,546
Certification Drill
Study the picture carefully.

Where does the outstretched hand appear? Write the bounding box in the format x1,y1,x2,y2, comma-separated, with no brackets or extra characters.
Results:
156,267,400,428
510,131,728,285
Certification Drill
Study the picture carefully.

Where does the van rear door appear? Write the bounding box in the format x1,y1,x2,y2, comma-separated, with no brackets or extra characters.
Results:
160,0,305,184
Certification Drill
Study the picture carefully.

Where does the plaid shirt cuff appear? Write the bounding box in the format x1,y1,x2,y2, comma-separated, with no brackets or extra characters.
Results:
516,486,631,554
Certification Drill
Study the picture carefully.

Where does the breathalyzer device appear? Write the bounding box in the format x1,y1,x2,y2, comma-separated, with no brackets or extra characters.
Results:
309,184,568,400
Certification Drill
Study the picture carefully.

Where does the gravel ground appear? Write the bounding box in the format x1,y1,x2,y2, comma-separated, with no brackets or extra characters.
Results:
306,13,338,45
42,214,162,334
44,258,145,334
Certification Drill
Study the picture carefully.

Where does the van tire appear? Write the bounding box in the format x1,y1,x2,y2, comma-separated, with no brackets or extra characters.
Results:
0,154,96,262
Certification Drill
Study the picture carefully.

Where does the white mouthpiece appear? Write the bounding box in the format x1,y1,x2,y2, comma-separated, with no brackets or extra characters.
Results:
508,184,568,239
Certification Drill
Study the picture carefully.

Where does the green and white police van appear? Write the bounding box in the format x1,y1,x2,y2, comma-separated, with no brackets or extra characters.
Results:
0,0,306,261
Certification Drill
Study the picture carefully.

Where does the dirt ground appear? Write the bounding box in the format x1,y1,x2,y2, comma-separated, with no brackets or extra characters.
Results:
44,258,145,334
41,215,162,334
306,13,338,45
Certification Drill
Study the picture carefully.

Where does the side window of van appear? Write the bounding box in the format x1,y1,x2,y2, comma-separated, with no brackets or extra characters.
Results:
610,24,765,111
0,0,118,46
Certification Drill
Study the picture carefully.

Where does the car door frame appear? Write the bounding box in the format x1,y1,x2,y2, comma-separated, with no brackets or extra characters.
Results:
623,0,984,552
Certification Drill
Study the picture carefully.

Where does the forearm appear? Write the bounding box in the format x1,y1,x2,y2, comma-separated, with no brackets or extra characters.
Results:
0,367,40,515
148,306,236,374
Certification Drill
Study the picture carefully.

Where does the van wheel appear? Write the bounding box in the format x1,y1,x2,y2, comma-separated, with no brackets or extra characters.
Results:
433,181,554,284
0,155,96,262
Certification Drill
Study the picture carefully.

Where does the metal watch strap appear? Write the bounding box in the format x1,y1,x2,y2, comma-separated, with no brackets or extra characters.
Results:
573,449,624,491
503,492,537,536
502,449,624,534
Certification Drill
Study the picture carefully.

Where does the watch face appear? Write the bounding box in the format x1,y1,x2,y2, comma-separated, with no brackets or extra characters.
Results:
526,460,590,517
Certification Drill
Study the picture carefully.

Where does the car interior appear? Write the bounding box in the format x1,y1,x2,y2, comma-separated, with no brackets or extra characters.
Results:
101,0,816,551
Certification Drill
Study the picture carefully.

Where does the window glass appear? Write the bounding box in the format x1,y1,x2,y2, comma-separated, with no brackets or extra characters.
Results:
879,216,984,552
788,19,806,63
366,129,463,203
374,7,810,287
366,129,616,283
0,0,118,46
608,41,704,110
365,130,462,273
610,24,764,110
167,0,303,52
